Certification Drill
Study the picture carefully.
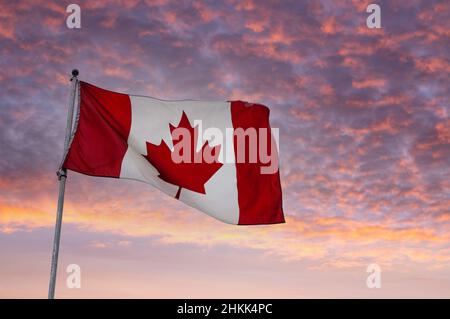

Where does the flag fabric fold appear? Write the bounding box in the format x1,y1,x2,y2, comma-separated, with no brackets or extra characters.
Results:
63,81,284,225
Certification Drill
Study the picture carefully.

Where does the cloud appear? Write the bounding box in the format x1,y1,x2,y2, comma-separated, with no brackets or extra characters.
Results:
0,0,449,287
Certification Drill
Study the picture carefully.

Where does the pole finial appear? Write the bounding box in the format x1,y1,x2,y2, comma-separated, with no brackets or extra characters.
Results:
71,69,79,78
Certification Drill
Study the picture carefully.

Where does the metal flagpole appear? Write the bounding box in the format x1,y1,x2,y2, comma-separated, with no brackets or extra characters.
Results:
48,69,79,299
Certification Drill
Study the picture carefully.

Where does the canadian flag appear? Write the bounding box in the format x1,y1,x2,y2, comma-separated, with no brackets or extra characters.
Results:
63,81,284,225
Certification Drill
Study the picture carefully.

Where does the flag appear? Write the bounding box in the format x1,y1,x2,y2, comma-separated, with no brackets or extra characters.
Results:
63,81,284,225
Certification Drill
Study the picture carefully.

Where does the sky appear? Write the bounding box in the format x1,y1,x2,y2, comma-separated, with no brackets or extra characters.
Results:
0,0,449,298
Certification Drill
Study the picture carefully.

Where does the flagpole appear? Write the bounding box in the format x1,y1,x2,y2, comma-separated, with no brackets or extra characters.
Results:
48,69,79,299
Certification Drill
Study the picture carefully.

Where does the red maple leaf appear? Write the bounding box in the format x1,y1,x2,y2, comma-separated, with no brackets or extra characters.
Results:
143,111,223,199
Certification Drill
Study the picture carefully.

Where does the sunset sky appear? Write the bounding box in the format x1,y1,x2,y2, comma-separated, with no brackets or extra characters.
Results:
0,0,449,298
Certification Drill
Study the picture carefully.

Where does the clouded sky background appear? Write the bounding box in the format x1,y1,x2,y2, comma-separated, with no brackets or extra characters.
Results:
0,0,449,298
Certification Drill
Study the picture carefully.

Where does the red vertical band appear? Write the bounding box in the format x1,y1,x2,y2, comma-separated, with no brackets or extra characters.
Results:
230,101,285,225
63,81,131,177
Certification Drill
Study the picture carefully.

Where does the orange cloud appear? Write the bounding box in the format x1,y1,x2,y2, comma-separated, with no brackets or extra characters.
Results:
415,57,450,74
235,0,255,11
0,23,15,40
104,66,133,79
245,21,265,33
193,2,218,23
101,12,118,28
1,195,448,268
340,117,397,137
436,120,450,144
321,17,342,35
352,78,386,89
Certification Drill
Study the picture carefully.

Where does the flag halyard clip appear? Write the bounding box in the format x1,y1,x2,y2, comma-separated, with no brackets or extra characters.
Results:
56,169,67,180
